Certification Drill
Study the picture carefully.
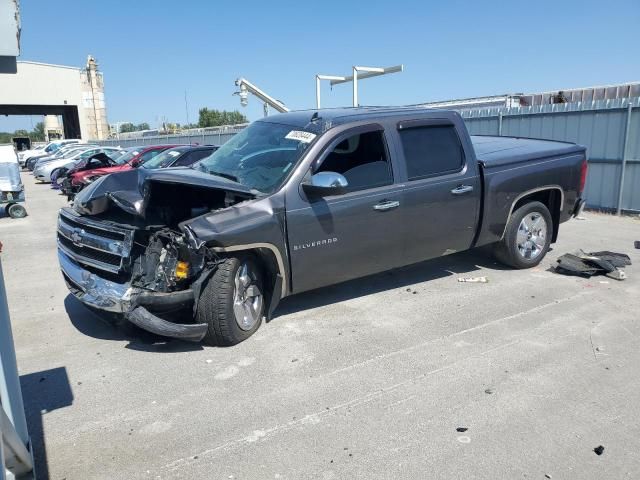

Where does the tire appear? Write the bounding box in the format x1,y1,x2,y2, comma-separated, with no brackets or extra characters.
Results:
197,255,265,346
7,203,27,219
494,201,552,269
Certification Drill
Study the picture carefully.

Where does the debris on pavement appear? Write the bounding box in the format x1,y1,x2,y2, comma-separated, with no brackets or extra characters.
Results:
593,445,605,456
553,250,632,280
456,427,468,432
635,240,640,249
457,276,489,283
484,388,494,394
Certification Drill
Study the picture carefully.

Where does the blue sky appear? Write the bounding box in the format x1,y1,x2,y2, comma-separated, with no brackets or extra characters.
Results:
3,0,640,131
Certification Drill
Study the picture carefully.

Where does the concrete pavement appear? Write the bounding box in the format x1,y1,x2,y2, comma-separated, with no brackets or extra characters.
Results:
1,172,639,479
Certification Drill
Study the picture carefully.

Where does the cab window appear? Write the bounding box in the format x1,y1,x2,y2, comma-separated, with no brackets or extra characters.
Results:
315,130,392,192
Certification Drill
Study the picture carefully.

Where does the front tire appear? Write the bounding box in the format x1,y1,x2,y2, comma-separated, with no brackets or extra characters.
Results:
197,255,265,346
494,201,552,269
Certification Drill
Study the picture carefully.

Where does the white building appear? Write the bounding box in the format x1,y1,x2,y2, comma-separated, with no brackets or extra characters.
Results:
0,56,110,140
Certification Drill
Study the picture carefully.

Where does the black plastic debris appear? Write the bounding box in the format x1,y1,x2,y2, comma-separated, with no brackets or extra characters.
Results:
553,250,631,281
456,427,468,432
594,445,605,456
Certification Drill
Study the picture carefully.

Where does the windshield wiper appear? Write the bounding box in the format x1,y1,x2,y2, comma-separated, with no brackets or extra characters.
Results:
207,170,239,183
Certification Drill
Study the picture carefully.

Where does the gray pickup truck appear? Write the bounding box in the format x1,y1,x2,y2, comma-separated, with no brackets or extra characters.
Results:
57,107,587,345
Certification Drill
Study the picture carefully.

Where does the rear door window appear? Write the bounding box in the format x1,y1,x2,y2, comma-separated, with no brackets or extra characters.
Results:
174,149,212,166
398,125,464,180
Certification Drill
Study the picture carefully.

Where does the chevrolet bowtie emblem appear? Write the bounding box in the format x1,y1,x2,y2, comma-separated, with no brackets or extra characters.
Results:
71,228,85,247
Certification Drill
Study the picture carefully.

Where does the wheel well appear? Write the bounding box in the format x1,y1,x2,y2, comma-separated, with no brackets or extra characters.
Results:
235,248,282,318
512,189,561,242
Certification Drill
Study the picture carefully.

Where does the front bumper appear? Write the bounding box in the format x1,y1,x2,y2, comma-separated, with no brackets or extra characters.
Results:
59,249,208,341
59,248,133,312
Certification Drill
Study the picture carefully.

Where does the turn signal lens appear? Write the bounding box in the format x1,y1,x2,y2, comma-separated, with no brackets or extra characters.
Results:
175,261,189,279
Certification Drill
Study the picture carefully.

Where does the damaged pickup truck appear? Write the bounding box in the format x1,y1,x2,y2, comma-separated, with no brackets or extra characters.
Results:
57,107,588,345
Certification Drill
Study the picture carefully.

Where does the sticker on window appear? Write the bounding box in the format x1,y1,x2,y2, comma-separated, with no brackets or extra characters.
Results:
285,130,317,143
167,151,181,157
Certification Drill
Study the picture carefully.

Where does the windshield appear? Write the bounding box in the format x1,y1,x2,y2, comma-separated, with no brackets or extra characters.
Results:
195,121,316,193
106,150,125,162
142,147,188,169
114,149,141,165
45,143,59,153
75,149,100,160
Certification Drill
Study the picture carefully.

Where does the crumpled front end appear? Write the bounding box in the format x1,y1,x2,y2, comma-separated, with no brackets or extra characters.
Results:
57,207,211,342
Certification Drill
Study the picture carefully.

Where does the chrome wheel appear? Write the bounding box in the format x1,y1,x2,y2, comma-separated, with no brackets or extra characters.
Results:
516,212,547,259
233,262,263,331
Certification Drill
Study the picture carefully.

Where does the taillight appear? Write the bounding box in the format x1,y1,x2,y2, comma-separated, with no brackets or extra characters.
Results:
579,159,588,195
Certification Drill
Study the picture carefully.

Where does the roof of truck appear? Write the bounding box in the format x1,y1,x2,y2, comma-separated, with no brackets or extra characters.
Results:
259,106,453,131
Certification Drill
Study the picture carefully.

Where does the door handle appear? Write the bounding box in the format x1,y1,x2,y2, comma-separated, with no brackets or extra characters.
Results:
451,185,474,195
373,200,400,211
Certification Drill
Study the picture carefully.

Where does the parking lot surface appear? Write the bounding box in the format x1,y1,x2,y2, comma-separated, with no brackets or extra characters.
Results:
2,173,640,480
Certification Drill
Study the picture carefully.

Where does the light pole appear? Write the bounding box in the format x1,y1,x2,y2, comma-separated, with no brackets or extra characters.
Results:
316,64,404,108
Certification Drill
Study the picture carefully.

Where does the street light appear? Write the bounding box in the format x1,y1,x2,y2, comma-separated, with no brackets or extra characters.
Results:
316,64,404,108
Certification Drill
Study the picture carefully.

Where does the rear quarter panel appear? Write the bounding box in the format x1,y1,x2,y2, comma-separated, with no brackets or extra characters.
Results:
475,151,586,247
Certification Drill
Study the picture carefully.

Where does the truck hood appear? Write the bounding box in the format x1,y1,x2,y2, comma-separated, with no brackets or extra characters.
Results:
73,167,257,217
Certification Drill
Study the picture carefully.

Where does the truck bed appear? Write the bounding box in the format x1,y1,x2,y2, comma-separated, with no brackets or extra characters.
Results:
471,135,585,168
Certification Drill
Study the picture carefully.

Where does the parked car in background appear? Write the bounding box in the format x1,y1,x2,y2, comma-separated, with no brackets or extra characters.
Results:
19,139,82,167
52,151,122,189
140,145,218,170
34,147,122,183
27,144,94,171
62,145,177,197
57,108,587,346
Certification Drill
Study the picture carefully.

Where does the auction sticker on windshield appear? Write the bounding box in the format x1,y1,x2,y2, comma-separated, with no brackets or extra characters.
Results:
285,130,317,143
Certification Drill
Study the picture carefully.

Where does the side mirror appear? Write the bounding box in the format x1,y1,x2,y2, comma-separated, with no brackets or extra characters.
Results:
302,171,349,196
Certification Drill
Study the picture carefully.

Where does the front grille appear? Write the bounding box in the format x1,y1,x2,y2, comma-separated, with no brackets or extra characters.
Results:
58,235,122,267
59,211,125,241
57,208,134,274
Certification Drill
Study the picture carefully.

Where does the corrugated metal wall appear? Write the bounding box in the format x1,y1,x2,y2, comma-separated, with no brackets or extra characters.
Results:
96,126,245,149
463,98,640,212
94,98,639,212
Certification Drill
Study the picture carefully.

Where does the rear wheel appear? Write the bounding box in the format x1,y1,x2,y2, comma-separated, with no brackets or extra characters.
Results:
7,203,27,219
197,255,265,346
494,201,552,269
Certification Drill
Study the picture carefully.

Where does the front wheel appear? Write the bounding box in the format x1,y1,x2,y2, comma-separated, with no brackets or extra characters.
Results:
494,201,552,269
197,255,265,346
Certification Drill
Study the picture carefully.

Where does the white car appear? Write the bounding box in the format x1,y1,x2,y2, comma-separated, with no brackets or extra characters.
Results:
31,144,96,170
34,147,122,182
19,139,82,167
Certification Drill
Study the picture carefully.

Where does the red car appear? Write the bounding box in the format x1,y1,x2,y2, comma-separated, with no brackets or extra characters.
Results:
64,145,177,197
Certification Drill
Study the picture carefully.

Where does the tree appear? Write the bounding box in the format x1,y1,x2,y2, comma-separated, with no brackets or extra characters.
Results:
119,122,136,133
32,122,45,141
198,108,248,128
136,122,150,131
